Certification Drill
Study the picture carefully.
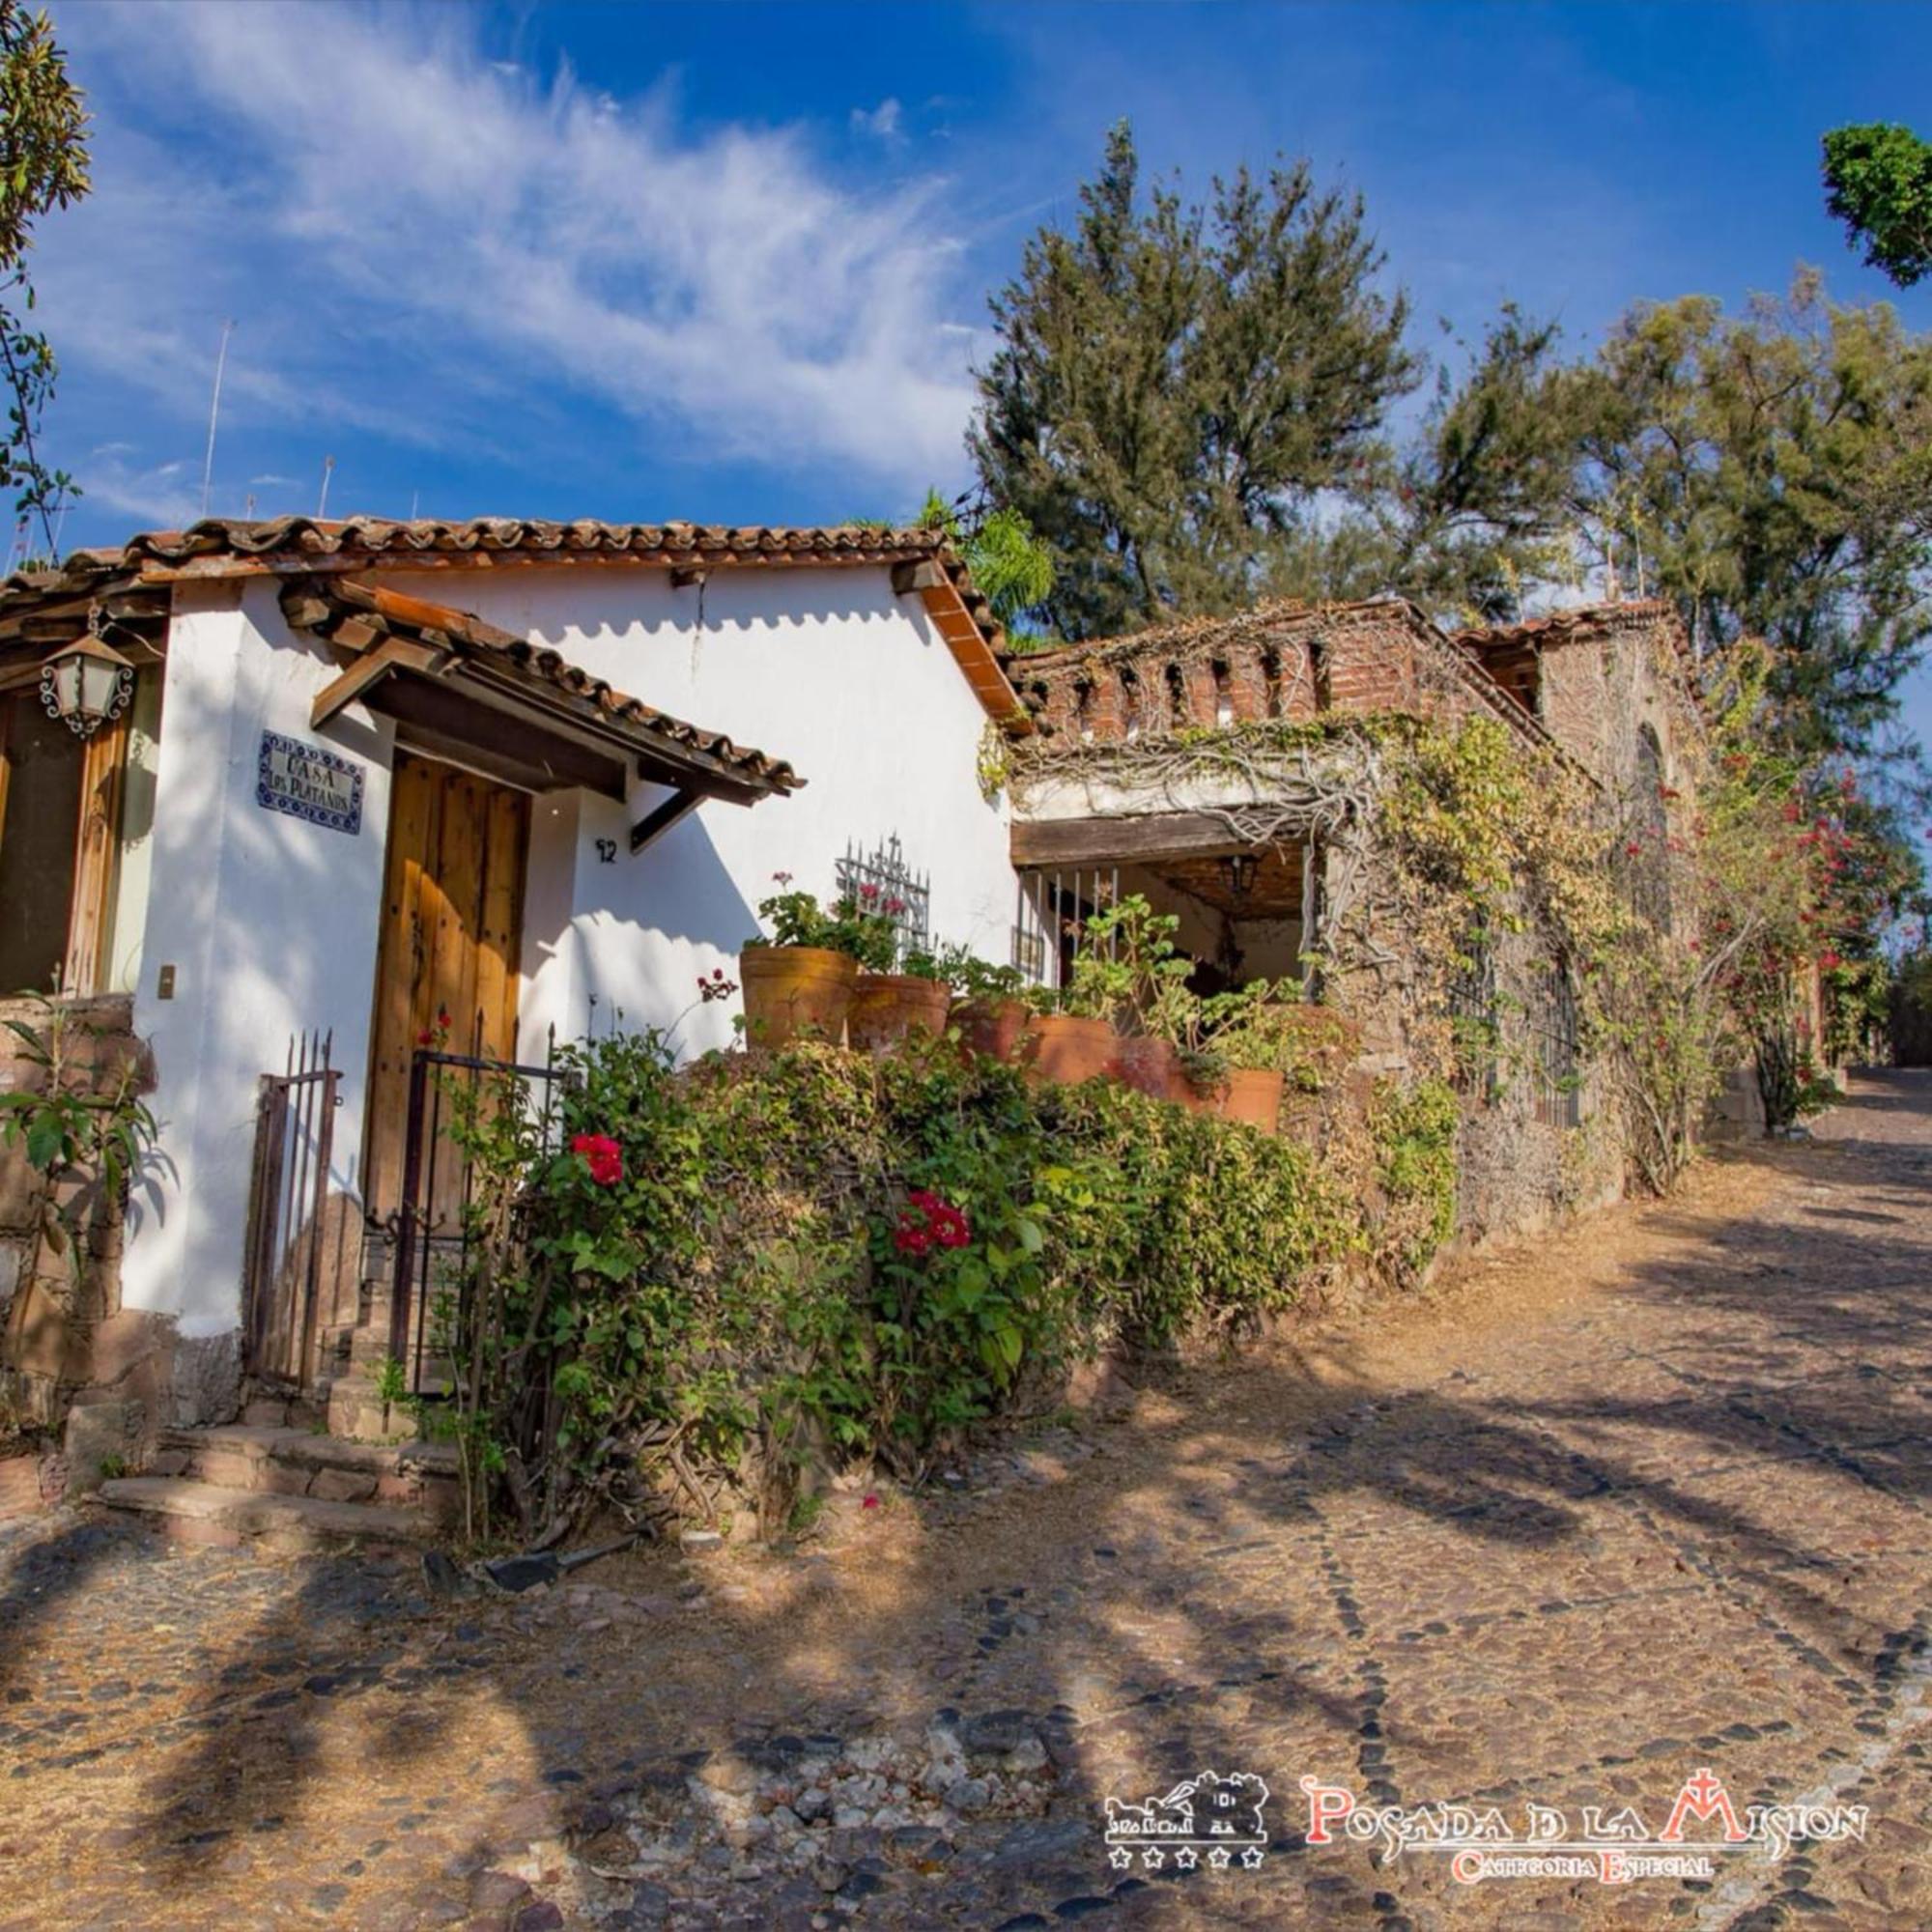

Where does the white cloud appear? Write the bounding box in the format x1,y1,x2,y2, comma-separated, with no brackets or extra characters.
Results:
39,2,980,493
74,451,201,529
852,98,904,141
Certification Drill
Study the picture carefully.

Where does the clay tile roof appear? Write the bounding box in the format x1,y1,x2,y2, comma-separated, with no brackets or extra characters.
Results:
39,514,955,584
1,513,1023,725
282,577,803,798
1450,598,1681,653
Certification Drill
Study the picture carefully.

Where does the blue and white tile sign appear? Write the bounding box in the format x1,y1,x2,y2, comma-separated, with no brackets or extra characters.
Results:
256,729,364,835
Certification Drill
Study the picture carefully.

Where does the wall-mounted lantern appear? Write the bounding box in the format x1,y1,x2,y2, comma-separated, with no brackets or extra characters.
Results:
1221,851,1259,899
39,634,135,740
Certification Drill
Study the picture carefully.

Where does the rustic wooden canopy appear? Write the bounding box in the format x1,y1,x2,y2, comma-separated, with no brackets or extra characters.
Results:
280,578,802,807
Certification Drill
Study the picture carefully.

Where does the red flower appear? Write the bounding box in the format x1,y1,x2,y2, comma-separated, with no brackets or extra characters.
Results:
893,1186,971,1256
571,1132,623,1186
1817,950,1842,970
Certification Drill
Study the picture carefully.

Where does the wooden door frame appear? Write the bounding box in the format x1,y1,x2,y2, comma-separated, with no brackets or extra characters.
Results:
363,750,530,1219
0,690,132,998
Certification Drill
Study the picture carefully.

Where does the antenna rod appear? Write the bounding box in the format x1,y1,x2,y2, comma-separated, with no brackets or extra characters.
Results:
317,454,335,519
200,320,235,520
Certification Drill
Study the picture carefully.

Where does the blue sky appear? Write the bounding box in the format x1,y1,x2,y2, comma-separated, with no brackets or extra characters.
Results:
27,1,1932,764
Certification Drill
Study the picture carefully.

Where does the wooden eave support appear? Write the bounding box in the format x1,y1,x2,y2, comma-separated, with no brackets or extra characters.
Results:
892,560,1032,735
1011,810,1261,867
310,636,445,728
629,786,701,854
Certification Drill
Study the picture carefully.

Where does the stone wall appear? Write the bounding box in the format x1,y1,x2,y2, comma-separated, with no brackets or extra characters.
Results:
0,994,238,1484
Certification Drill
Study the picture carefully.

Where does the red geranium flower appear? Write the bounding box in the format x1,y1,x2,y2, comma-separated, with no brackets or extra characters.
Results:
571,1132,623,1186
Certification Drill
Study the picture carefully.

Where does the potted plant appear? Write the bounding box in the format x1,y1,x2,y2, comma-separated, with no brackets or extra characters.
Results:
1072,895,1196,1102
943,949,1032,1064
739,875,867,1046
1018,981,1119,1086
1198,980,1296,1133
849,939,954,1051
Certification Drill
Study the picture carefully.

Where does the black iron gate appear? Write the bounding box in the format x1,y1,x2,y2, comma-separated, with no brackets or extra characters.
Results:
242,1030,341,1386
388,1035,571,1397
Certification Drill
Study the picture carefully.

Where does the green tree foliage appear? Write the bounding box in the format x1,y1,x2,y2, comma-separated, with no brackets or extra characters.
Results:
1824,123,1932,289
970,127,1932,773
970,123,1417,639
917,487,1055,638
1577,277,1932,759
0,1,88,557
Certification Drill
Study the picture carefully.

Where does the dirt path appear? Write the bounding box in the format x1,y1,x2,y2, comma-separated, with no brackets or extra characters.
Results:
6,1073,1932,1930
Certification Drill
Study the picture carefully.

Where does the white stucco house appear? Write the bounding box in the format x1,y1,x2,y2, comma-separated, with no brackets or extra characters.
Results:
0,516,1024,1421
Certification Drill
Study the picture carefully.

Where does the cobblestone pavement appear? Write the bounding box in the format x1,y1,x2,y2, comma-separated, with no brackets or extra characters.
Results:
7,1072,1932,1931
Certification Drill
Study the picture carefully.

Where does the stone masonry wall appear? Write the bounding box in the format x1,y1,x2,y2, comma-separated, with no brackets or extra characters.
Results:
0,994,237,1490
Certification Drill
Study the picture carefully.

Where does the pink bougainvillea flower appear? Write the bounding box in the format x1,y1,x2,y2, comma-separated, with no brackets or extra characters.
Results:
894,1187,971,1256
862,1493,880,1510
571,1132,623,1186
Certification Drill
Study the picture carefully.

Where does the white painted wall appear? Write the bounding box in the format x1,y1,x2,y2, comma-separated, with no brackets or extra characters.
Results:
118,563,1015,1338
120,581,396,1337
379,566,1016,1062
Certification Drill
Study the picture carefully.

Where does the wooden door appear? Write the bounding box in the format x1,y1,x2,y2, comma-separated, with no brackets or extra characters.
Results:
365,753,529,1215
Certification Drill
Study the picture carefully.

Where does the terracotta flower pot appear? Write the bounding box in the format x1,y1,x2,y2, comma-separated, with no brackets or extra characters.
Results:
739,944,858,1047
1215,1067,1285,1134
953,996,1029,1065
1021,1013,1118,1087
1114,1034,1179,1101
847,974,952,1051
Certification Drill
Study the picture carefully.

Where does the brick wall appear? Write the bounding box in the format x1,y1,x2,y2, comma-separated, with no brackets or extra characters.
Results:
1008,598,1547,750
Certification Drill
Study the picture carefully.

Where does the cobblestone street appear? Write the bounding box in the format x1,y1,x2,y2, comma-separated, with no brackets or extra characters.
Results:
7,1073,1932,1931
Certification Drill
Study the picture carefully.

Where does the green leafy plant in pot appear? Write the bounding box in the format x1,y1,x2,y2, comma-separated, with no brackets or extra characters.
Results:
848,924,953,1052
940,947,1032,1064
739,873,878,1046
1069,895,1200,1101
1197,980,1306,1133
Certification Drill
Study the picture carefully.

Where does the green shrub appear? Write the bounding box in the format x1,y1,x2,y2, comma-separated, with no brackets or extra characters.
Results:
437,1031,1362,1540
1370,1076,1462,1280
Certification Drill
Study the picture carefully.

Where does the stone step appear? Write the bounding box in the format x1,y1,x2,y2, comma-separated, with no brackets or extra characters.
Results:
326,1375,410,1443
154,1424,459,1522
95,1478,436,1552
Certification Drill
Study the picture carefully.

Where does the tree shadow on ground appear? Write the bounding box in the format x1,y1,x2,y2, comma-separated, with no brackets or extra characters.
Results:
10,1074,1932,1924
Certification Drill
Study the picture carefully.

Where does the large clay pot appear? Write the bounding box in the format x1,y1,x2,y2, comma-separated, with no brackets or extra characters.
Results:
1114,1034,1179,1101
1215,1067,1285,1134
1021,1013,1118,1087
953,996,1029,1065
848,974,952,1051
739,945,858,1047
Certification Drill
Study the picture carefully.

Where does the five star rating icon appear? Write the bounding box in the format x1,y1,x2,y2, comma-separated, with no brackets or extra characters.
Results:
1109,1839,1264,1873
